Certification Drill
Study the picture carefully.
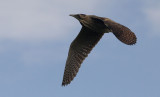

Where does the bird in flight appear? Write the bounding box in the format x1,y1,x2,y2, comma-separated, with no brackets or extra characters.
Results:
62,14,137,86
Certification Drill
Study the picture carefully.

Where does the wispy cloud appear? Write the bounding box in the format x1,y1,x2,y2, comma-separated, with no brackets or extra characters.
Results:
144,1,160,37
0,0,100,41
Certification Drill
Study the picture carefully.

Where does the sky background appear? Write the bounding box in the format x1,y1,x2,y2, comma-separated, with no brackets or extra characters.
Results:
0,0,160,97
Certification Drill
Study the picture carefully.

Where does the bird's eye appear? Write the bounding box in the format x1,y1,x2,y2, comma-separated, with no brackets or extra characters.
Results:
80,14,86,17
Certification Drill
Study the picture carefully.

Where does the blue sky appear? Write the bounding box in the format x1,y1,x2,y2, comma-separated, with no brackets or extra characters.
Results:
0,0,160,97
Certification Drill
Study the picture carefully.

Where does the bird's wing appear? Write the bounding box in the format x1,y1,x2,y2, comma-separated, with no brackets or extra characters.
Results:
104,19,137,45
62,26,104,86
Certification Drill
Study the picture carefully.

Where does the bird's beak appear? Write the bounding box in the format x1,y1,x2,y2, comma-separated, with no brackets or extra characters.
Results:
69,14,76,17
69,14,79,19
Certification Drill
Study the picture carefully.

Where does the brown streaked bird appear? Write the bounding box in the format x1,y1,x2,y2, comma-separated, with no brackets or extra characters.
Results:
62,14,137,86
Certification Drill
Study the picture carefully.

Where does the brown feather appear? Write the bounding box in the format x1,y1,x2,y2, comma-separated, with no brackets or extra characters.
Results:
62,26,104,86
104,19,137,45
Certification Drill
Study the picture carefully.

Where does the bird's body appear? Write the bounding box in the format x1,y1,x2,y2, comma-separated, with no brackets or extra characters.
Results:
62,14,137,86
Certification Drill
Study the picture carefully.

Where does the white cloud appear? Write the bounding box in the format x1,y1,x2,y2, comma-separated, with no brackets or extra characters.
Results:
144,1,160,37
0,0,100,41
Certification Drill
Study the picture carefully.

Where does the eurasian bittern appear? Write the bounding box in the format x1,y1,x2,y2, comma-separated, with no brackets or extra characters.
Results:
62,14,137,86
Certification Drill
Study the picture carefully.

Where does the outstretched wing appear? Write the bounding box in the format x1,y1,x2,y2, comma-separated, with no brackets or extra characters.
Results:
104,19,137,45
62,26,104,86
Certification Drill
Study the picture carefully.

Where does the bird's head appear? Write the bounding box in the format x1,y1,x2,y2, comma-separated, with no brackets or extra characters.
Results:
69,14,87,21
70,14,107,32
70,14,91,27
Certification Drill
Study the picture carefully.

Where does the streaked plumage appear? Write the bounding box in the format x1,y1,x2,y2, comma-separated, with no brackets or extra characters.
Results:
62,14,137,86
